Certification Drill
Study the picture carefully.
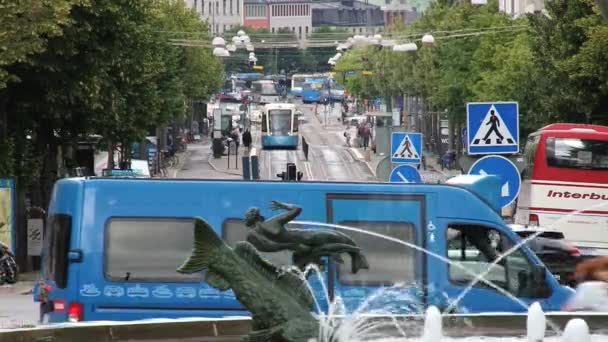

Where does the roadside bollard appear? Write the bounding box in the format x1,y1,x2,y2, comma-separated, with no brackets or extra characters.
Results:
242,156,251,180
251,155,260,180
302,137,309,161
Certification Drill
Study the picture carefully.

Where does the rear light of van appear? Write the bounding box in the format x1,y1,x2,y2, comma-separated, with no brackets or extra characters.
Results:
529,214,539,226
53,300,66,313
68,302,83,322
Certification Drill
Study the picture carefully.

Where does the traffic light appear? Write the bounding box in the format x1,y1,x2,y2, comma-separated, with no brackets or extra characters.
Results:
277,163,303,181
286,163,297,181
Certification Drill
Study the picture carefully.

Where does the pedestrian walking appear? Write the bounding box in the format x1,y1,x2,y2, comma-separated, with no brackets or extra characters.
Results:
344,130,351,147
361,125,371,150
231,127,240,150
242,128,252,151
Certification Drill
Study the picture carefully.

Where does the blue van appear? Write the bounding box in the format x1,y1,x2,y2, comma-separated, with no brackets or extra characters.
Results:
37,175,574,323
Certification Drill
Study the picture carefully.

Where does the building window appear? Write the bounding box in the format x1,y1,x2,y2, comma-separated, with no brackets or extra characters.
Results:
237,0,240,14
230,0,233,14
337,221,417,285
305,26,309,35
298,26,302,38
223,0,226,14
216,2,219,14
104,218,200,282
201,0,205,14
272,27,275,33
194,0,198,12
208,2,212,14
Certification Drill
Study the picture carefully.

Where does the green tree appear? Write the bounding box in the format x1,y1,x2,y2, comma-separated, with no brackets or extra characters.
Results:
528,0,598,124
0,0,75,89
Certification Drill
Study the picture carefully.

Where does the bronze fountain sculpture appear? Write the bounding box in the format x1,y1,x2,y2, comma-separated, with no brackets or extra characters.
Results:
177,201,369,342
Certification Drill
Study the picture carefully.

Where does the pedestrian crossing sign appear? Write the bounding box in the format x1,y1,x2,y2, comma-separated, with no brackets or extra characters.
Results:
467,102,519,155
391,132,422,164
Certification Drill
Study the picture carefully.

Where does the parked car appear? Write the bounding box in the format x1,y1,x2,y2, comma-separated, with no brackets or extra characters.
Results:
509,224,596,287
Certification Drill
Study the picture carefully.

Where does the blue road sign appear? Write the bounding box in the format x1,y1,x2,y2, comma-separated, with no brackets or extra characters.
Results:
391,132,422,164
467,102,519,155
468,155,521,208
390,165,422,183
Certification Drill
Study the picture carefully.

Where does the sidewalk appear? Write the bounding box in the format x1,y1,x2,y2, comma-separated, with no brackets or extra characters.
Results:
207,147,246,177
0,271,38,295
313,104,343,127
169,148,191,178
346,146,462,183
347,147,383,179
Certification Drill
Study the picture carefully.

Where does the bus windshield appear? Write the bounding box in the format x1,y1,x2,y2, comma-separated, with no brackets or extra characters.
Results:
268,110,292,135
254,82,277,95
547,137,608,170
292,76,307,89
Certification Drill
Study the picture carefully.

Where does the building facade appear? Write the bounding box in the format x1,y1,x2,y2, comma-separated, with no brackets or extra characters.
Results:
185,0,244,34
268,0,313,39
499,0,545,17
243,0,269,30
382,0,419,27
311,0,385,35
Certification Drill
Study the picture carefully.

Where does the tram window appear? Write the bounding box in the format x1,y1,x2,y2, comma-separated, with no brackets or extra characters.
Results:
104,218,200,282
336,221,417,286
43,214,72,289
446,225,550,298
222,219,292,266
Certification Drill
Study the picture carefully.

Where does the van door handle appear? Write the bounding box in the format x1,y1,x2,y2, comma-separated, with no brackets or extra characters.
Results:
68,250,83,263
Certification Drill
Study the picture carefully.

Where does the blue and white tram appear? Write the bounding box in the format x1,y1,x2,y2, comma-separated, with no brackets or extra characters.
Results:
261,103,299,149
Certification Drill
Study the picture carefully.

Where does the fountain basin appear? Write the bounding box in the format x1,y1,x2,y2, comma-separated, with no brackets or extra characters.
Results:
1,313,608,342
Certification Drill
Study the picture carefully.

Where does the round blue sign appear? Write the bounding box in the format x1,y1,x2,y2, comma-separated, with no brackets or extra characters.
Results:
390,165,422,184
468,155,521,208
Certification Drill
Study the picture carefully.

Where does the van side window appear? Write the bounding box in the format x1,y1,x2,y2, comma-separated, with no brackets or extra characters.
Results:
446,225,550,298
337,221,417,286
43,214,72,289
105,218,200,282
222,219,292,266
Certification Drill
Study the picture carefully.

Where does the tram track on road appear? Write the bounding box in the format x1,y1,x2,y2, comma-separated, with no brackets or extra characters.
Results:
298,104,373,182
250,102,372,182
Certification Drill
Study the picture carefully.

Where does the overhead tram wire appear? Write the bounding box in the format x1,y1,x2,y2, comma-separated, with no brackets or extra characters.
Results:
155,24,528,39
170,32,529,49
